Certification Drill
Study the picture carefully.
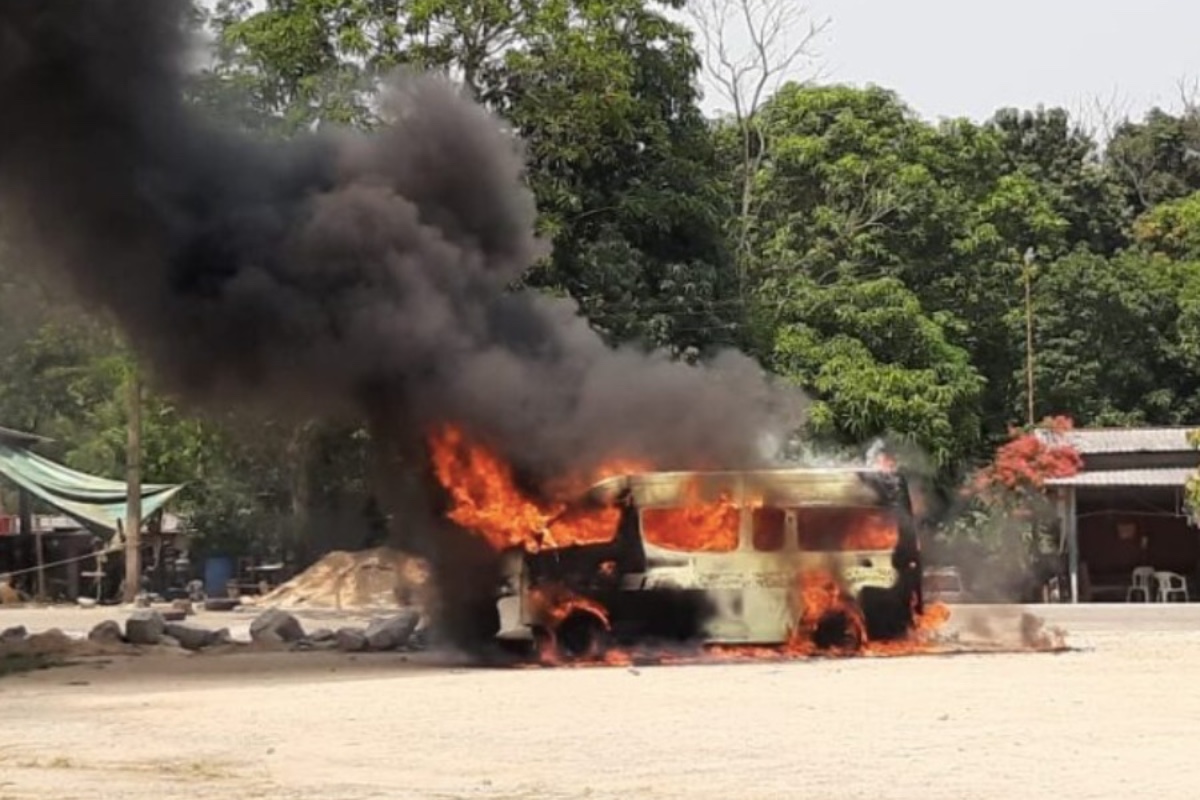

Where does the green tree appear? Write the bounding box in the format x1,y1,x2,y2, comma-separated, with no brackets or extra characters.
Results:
1106,106,1200,212
988,107,1128,254
1028,250,1194,425
741,85,1086,444
766,277,984,468
1131,190,1200,260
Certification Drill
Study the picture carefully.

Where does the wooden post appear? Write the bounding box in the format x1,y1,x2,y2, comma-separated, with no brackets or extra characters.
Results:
17,488,31,540
123,368,143,604
34,527,45,602
17,489,45,600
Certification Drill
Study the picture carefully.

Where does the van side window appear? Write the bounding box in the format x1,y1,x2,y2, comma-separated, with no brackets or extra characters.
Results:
641,501,740,552
752,507,786,552
796,507,899,551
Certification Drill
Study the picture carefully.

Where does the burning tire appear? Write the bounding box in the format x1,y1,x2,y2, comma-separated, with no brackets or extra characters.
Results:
810,610,865,652
552,611,610,662
859,585,918,642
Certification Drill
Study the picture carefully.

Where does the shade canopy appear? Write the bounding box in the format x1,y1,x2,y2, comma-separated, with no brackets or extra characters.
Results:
0,441,183,532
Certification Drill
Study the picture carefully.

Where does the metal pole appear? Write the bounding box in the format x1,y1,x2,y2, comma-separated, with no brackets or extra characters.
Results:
123,368,143,604
1024,247,1036,428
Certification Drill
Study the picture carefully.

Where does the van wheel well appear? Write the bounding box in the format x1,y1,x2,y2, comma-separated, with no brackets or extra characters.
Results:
554,611,610,661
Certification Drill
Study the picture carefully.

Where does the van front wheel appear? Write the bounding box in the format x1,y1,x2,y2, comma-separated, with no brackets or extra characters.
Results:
553,611,610,662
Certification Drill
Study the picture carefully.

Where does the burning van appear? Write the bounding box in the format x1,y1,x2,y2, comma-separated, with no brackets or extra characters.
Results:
494,467,924,661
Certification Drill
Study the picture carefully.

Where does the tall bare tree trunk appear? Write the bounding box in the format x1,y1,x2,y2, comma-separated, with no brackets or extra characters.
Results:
687,0,828,300
123,368,143,604
288,421,314,565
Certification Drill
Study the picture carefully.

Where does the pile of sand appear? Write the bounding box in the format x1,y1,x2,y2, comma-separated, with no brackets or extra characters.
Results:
258,548,432,611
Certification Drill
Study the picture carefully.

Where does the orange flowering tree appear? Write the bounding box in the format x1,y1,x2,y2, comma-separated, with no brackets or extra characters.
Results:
971,415,1082,503
933,416,1081,600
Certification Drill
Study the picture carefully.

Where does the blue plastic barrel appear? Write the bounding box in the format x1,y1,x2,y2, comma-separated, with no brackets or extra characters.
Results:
203,555,234,598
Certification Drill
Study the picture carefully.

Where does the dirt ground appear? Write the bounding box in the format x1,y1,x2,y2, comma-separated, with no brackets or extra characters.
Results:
1,603,1198,800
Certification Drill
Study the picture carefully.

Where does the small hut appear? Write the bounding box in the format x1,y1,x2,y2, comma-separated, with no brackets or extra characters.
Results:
1043,427,1200,602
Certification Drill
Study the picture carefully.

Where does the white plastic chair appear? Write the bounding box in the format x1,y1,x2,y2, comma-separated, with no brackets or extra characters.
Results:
1155,571,1189,603
1126,566,1155,602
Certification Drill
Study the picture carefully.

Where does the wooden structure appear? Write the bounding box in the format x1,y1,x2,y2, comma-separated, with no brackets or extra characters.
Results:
0,424,184,602
1045,428,1200,603
0,425,52,599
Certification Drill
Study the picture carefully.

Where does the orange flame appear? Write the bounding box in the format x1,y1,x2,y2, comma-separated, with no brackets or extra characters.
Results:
641,482,741,552
528,584,611,630
527,585,636,666
428,424,637,551
792,570,867,649
798,507,899,551
428,423,953,665
527,573,952,666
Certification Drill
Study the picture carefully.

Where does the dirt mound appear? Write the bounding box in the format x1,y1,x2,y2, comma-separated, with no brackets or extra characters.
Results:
258,548,432,611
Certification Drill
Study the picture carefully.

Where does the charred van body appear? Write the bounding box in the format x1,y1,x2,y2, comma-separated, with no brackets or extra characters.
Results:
494,468,924,660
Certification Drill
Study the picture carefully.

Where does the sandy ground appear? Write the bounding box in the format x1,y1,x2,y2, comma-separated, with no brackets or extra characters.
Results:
1,603,1198,800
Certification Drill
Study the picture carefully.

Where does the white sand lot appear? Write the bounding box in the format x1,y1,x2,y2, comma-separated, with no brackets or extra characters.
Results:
0,604,1197,800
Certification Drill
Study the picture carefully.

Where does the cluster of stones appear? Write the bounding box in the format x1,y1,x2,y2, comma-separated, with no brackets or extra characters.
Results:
0,606,424,655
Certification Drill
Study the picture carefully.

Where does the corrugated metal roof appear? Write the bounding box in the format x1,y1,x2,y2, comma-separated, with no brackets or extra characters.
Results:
1037,427,1196,455
1046,467,1194,488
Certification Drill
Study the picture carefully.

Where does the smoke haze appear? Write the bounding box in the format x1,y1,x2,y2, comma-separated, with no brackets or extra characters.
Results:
0,0,802,486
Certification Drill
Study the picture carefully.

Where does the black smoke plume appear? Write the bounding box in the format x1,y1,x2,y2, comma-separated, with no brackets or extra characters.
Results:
0,1,802,644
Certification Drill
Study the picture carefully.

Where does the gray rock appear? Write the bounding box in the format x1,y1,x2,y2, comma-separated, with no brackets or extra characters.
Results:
335,627,367,652
307,627,336,643
87,620,124,645
203,597,239,612
25,629,74,656
249,609,305,644
0,625,27,643
364,610,420,651
161,609,188,623
408,627,430,651
209,628,233,646
164,622,215,651
160,634,183,650
125,610,165,645
171,598,194,616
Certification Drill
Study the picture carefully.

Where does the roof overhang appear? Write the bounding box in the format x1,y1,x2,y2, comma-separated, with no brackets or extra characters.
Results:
1045,467,1193,489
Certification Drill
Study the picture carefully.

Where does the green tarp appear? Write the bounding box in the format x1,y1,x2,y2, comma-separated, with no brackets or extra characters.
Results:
0,441,183,532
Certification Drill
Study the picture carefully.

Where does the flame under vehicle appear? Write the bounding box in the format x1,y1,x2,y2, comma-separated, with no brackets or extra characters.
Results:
494,468,924,660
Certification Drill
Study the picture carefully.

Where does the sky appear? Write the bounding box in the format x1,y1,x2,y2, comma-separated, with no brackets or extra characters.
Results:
689,0,1200,126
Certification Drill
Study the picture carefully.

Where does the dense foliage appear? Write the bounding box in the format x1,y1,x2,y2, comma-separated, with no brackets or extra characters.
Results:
3,0,1200,569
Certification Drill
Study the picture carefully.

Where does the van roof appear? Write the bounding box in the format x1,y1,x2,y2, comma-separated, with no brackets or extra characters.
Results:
584,467,902,508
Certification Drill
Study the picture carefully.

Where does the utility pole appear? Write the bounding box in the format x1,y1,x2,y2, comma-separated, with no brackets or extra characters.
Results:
123,366,143,604
1023,247,1037,428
